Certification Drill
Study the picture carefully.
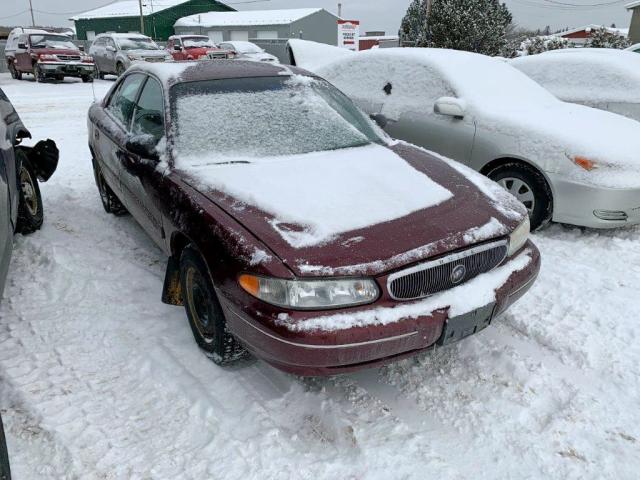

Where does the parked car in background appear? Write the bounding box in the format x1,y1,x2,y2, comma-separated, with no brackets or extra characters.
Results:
626,43,640,53
219,41,278,63
9,32,94,83
166,35,232,61
288,40,640,231
87,61,539,376
89,33,172,78
512,49,640,123
4,27,49,79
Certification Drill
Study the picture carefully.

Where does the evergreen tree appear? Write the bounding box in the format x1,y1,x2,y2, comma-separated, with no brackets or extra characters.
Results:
399,0,427,46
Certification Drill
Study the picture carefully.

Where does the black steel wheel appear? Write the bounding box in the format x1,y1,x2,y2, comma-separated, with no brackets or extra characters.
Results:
92,158,127,216
15,151,44,235
116,62,125,77
179,245,247,366
32,64,44,83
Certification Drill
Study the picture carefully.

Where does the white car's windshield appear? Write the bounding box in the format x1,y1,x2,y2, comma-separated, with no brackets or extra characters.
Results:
117,37,159,51
171,76,384,161
183,37,214,48
30,34,75,50
234,42,262,54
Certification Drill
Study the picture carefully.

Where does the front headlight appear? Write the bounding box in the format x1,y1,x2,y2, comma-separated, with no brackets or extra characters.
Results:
38,54,57,62
238,274,379,310
507,217,530,257
127,54,141,61
164,55,173,61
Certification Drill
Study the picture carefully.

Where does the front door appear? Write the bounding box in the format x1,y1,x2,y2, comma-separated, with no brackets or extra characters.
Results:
14,35,31,72
120,76,166,248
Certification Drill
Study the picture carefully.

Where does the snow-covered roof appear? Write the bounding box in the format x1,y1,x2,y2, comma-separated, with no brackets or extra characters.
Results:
558,24,629,37
71,0,191,21
175,8,327,28
626,1,640,9
360,35,399,41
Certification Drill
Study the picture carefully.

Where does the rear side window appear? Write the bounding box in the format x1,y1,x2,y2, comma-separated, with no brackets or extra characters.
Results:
131,77,165,142
107,74,146,129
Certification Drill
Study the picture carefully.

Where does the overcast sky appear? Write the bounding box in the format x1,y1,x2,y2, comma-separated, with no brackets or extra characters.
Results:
1,0,633,35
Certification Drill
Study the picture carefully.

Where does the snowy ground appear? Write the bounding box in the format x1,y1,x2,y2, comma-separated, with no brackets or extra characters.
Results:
0,73,639,480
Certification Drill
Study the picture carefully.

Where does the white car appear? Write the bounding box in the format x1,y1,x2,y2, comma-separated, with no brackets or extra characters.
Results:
288,40,640,230
218,41,279,63
626,43,640,53
511,49,640,123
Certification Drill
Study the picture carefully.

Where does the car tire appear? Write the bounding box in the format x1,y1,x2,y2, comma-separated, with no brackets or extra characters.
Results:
15,151,44,235
32,64,44,83
487,162,553,231
8,63,19,80
95,65,105,80
179,245,248,366
81,75,93,83
92,158,127,216
116,62,125,77
0,414,10,480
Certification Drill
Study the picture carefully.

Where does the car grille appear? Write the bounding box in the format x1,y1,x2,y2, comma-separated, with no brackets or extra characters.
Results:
56,55,81,61
387,240,508,301
145,57,164,62
207,52,228,60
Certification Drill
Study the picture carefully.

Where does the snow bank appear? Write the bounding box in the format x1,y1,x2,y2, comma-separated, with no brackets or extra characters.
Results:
178,144,453,248
279,250,533,332
511,49,640,103
288,39,355,72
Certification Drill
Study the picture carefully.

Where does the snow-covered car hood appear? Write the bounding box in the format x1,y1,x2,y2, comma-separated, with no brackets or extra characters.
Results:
478,101,640,188
177,143,526,277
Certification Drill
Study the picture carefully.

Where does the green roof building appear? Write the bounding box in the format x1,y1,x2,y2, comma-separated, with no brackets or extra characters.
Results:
70,0,235,41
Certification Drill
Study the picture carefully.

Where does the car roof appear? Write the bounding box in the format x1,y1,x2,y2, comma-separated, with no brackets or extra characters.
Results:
128,60,312,87
97,32,150,39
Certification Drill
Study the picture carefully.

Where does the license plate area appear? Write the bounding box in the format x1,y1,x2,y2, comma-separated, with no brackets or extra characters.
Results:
437,303,495,346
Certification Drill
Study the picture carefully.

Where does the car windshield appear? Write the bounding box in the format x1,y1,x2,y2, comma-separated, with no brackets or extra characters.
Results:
29,34,76,50
234,42,262,54
117,37,159,51
183,37,214,48
171,76,385,162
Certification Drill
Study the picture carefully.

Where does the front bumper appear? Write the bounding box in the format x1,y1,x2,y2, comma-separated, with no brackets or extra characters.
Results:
549,173,640,228
222,242,541,376
38,62,94,77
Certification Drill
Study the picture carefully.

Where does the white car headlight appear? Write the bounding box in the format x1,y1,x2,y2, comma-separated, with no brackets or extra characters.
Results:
127,54,141,61
507,216,530,257
239,274,379,309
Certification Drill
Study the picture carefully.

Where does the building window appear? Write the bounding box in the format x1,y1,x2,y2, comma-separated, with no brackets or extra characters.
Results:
230,31,249,41
256,31,278,39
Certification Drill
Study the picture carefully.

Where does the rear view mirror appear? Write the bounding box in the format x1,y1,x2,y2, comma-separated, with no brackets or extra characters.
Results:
126,134,159,160
370,113,388,129
79,45,85,52
434,97,467,119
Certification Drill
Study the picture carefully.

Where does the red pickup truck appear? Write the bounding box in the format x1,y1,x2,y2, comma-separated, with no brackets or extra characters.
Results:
166,35,233,61
10,32,95,83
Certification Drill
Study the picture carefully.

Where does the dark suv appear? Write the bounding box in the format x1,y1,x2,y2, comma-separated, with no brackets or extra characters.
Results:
11,32,94,83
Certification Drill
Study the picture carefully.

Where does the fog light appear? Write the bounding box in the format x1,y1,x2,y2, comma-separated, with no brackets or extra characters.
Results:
594,210,628,221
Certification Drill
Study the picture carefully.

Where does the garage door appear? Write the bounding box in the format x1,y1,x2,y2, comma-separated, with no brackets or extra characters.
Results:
230,31,249,41
208,31,223,43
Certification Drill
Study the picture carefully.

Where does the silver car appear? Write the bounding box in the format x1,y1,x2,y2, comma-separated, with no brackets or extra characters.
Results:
512,49,640,123
89,33,172,78
219,41,279,63
288,41,640,230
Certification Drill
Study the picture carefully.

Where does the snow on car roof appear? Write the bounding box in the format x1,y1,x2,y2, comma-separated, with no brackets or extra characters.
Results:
511,49,640,103
175,8,324,27
71,0,188,20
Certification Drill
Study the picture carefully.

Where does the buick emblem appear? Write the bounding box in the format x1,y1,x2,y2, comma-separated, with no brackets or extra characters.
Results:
450,264,467,285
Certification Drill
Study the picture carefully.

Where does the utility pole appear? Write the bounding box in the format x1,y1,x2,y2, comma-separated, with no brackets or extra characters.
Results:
338,3,342,18
28,0,35,26
138,0,145,35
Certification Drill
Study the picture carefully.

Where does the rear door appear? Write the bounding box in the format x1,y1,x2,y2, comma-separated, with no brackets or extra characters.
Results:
90,37,105,71
119,75,167,248
104,38,117,74
15,34,30,72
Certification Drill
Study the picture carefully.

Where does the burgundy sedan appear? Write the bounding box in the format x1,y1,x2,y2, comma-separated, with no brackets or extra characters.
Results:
87,61,540,376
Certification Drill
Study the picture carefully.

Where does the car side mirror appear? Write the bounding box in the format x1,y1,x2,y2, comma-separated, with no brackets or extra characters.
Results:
174,45,181,51
18,43,27,49
125,135,159,161
106,46,116,52
78,45,85,52
370,113,388,129
434,97,466,119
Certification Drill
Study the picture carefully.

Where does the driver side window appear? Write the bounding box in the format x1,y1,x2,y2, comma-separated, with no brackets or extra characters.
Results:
131,77,165,143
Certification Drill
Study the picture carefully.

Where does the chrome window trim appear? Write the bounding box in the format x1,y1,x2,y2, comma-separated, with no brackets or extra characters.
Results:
387,239,509,301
